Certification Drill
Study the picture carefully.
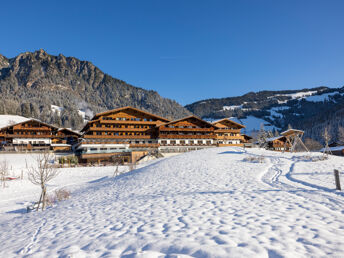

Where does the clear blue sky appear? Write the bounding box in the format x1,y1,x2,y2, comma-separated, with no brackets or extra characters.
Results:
2,0,344,105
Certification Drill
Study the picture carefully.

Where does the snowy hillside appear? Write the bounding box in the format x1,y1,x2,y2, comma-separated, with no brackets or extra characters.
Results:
187,87,344,135
0,148,343,257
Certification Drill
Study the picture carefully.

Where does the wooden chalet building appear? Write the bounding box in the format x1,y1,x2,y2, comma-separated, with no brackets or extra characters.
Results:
157,116,218,152
212,118,245,146
51,128,81,152
77,106,170,163
266,136,290,151
0,119,59,151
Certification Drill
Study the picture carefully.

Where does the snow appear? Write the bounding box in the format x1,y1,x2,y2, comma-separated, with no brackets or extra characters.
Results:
274,90,318,100
233,116,277,134
320,146,344,152
0,147,343,257
305,92,343,102
0,115,30,129
269,106,290,118
51,105,64,115
223,105,242,111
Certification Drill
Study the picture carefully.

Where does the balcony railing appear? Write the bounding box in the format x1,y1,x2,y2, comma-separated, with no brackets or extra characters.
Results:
158,134,216,139
159,127,213,132
84,135,152,139
89,127,152,132
2,134,52,138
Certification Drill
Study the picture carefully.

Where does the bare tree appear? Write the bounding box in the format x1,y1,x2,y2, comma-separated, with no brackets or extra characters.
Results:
0,160,9,188
304,138,323,151
337,126,344,145
257,123,268,148
322,127,332,155
112,155,123,177
28,152,59,210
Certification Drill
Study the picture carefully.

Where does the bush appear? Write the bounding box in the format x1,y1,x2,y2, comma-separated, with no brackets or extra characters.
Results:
243,155,265,163
44,188,71,208
55,188,71,201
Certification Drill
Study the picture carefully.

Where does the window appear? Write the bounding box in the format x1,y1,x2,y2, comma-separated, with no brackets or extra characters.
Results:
197,140,203,144
170,140,176,145
180,140,185,145
206,141,211,145
189,140,194,144
161,140,167,145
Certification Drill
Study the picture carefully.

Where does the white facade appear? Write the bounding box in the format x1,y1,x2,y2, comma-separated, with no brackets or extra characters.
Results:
158,139,215,145
13,138,51,145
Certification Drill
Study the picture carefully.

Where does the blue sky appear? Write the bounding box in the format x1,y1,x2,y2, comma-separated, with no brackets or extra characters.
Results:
2,0,344,105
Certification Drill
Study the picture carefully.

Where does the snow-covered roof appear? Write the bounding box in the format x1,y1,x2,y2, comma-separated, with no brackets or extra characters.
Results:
320,146,344,152
281,129,304,136
0,115,30,129
266,136,285,142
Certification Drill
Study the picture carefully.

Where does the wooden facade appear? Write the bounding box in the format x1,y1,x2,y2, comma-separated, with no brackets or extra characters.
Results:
212,118,245,146
77,106,170,163
0,106,251,162
51,128,81,152
157,116,218,151
0,119,58,151
266,136,291,151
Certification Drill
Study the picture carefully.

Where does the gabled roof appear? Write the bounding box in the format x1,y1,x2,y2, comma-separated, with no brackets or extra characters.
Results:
0,118,59,131
212,118,245,128
0,115,31,129
281,129,304,136
158,115,219,129
92,106,170,122
58,128,82,136
242,134,253,140
266,136,286,142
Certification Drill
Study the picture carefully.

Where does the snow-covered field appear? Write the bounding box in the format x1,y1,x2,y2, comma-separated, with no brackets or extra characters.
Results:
0,148,344,257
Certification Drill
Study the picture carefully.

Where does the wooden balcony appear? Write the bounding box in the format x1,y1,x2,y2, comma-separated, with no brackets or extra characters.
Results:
158,134,216,139
159,127,213,132
3,134,52,138
89,127,152,132
129,143,160,148
84,135,152,139
215,129,241,133
96,120,160,125
217,143,244,147
13,127,52,131
215,135,244,140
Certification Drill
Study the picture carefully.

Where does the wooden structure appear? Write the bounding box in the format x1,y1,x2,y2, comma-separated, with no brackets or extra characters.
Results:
0,119,58,151
212,118,245,146
51,128,81,152
281,129,309,152
77,106,170,163
157,116,218,152
266,136,291,151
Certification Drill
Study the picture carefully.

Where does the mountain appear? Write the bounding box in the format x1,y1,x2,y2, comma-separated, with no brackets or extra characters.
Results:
185,87,344,142
0,49,191,129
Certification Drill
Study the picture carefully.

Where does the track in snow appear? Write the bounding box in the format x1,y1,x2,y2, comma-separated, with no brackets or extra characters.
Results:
261,155,344,213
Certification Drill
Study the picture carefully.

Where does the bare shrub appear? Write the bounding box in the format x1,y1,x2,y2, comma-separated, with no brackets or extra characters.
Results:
45,193,57,207
28,152,59,211
295,155,329,162
0,160,9,188
243,155,265,163
128,162,137,171
112,155,124,177
54,188,71,201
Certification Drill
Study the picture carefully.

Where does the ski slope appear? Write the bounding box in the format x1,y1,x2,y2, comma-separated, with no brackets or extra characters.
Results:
0,148,343,257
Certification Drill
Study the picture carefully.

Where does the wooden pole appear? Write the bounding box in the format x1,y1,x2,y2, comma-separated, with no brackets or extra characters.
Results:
334,169,341,191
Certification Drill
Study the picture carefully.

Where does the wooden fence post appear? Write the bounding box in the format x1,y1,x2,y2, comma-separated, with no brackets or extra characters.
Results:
334,169,341,191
